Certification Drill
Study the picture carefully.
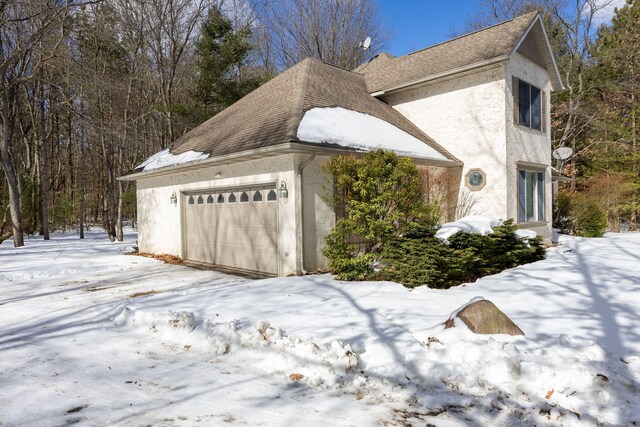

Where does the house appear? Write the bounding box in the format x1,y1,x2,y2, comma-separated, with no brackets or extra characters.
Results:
120,11,562,277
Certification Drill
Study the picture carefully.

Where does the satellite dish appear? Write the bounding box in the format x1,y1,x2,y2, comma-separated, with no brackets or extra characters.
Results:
552,147,573,160
361,36,371,51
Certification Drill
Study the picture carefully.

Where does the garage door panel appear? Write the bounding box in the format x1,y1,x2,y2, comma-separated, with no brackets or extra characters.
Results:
184,188,278,275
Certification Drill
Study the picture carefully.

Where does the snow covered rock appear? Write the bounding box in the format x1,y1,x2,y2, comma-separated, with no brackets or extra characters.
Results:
444,299,524,336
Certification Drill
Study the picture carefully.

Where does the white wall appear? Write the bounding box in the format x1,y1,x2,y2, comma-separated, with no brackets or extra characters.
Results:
136,154,300,276
384,56,553,239
384,66,510,219
300,155,334,272
505,52,553,239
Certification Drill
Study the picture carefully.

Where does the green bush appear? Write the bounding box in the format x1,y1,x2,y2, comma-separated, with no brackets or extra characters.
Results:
322,150,439,280
553,190,574,234
372,219,545,289
574,198,608,237
552,190,608,237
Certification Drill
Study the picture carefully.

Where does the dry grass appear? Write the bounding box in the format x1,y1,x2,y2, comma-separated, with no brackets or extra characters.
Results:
129,290,161,298
127,252,185,265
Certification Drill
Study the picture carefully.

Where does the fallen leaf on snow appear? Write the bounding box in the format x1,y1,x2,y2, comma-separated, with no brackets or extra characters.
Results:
545,389,554,399
289,373,304,381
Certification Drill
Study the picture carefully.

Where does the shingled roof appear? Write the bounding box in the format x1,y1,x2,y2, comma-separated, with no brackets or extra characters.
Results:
134,58,457,173
356,11,560,94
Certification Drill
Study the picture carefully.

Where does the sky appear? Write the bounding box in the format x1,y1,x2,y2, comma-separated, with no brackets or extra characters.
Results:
378,0,627,57
379,0,480,56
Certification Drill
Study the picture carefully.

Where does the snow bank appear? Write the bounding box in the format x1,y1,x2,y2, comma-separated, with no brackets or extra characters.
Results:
113,301,639,425
114,306,359,389
136,148,209,171
3,230,640,425
297,107,448,161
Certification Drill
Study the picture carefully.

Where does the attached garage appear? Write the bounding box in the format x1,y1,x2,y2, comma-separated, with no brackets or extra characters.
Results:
182,185,279,275
122,58,458,277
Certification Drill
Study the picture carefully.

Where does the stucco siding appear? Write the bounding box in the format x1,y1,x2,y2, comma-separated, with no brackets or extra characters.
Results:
505,52,553,239
300,155,334,272
384,66,509,219
136,154,299,276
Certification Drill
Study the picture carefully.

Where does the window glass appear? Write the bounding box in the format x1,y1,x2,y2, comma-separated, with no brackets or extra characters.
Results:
240,192,249,202
217,194,225,203
267,189,277,201
228,193,237,203
526,171,536,221
519,80,531,127
253,191,263,202
197,195,204,205
518,169,545,223
518,170,526,223
188,196,195,205
537,172,545,220
207,195,214,204
531,86,541,130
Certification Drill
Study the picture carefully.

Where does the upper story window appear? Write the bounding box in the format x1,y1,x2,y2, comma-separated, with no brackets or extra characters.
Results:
513,77,545,132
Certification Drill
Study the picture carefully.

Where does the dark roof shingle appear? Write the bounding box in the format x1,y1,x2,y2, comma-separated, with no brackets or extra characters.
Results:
159,58,456,166
356,12,538,93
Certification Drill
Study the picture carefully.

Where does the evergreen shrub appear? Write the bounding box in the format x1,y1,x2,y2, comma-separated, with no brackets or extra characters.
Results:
322,150,545,288
322,150,439,281
372,220,545,289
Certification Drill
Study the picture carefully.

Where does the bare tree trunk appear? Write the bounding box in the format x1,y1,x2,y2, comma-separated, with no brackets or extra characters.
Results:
631,81,637,231
0,206,12,243
0,92,24,247
116,77,134,242
79,118,86,239
39,83,50,240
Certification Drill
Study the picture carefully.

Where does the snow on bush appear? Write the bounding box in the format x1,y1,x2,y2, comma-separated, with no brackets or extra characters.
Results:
436,216,539,242
436,216,504,242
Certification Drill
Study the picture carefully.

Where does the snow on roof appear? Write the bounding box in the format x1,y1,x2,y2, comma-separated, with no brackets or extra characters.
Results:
297,107,449,161
136,148,209,172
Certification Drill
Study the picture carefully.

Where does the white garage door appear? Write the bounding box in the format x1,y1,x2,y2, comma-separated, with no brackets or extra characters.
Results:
183,186,278,275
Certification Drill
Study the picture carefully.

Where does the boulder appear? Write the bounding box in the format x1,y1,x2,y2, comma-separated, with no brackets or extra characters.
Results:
444,299,524,336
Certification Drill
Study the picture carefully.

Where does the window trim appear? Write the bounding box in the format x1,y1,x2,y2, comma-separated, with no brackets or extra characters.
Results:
513,76,545,133
517,167,546,224
464,168,486,191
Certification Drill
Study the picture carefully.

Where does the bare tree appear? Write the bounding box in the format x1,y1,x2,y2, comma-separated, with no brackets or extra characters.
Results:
256,0,391,70
0,0,71,247
141,0,210,143
469,0,615,190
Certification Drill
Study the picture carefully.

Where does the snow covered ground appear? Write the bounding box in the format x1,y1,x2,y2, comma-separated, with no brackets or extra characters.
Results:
1,231,639,426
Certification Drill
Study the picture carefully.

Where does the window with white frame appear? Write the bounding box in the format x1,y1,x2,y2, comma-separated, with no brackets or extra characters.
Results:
518,169,545,223
513,77,545,131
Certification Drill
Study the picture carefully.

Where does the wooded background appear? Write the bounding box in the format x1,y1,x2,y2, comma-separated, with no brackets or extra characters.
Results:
0,0,638,247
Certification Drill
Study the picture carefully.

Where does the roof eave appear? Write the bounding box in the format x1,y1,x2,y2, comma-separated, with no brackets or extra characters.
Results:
291,140,461,166
119,143,300,181
119,141,461,182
